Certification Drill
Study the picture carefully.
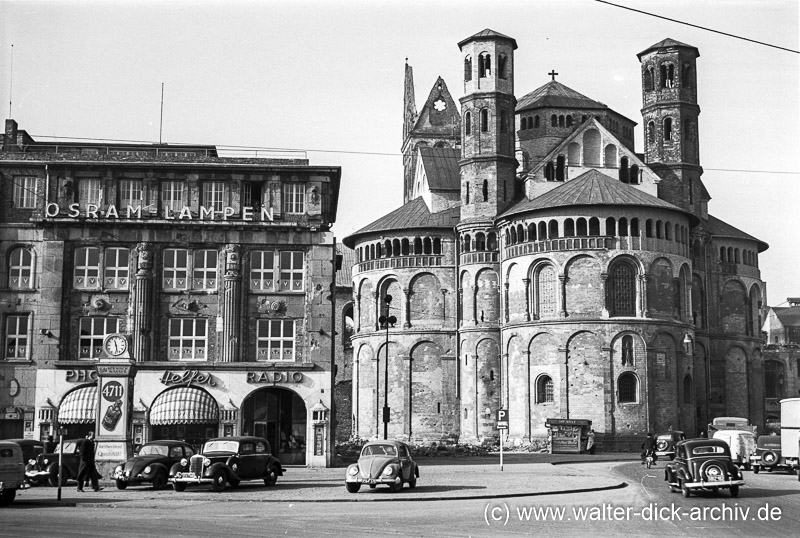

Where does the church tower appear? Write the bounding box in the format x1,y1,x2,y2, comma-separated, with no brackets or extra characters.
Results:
638,39,703,216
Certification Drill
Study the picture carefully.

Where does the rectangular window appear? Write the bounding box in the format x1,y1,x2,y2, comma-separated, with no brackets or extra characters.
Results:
79,317,119,359
119,180,143,211
74,247,101,289
282,183,305,214
163,249,189,290
192,250,218,290
168,318,207,360
12,176,37,208
256,319,295,361
5,315,29,359
79,179,102,209
9,247,34,289
250,251,275,290
202,182,225,213
104,248,130,290
161,181,184,213
279,251,304,291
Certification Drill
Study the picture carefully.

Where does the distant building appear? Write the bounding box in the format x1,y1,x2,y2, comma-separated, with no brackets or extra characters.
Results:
0,119,341,466
344,30,768,448
761,298,800,430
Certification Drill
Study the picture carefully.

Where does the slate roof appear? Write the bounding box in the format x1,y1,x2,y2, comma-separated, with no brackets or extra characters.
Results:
637,38,700,59
343,197,460,247
458,29,518,49
705,214,768,251
516,81,608,113
499,169,685,219
419,147,460,191
336,243,356,287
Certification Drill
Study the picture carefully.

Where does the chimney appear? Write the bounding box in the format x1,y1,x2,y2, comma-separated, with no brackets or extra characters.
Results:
4,119,19,151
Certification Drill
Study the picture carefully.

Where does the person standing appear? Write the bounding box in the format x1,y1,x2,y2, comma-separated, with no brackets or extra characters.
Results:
77,431,101,492
44,434,57,454
587,429,596,455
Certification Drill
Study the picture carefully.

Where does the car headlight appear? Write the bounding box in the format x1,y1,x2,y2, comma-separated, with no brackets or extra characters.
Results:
203,458,211,467
348,466,359,476
144,465,152,474
180,458,188,467
382,465,396,476
43,458,49,465
115,465,123,473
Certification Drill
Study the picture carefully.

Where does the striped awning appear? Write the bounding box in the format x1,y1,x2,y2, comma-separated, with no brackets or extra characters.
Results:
58,385,97,424
149,387,219,425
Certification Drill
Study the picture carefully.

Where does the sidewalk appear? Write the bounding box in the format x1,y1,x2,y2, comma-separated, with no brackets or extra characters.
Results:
10,453,635,507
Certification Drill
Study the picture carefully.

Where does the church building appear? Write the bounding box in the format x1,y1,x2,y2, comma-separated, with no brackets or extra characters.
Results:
344,30,768,449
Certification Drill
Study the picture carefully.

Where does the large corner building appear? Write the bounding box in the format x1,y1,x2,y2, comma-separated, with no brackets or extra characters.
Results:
344,30,768,449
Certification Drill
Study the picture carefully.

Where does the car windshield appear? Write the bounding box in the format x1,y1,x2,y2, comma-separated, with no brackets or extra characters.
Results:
203,440,239,453
138,444,169,456
55,441,78,453
362,444,397,456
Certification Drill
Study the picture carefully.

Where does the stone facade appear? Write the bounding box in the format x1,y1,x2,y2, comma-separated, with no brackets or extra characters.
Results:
344,31,768,450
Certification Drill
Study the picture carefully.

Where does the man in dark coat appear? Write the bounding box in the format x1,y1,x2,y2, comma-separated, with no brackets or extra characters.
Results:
77,431,100,492
640,432,657,464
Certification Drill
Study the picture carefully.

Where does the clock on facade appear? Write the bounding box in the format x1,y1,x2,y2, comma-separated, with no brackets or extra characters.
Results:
103,334,128,357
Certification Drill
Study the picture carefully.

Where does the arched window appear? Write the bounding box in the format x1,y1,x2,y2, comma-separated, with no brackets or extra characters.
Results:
589,218,600,236
556,155,566,181
683,375,693,404
566,115,573,127
465,112,472,136
618,217,628,236
608,261,637,317
8,247,34,289
479,52,491,78
548,220,559,239
392,239,401,257
464,56,472,82
498,54,507,79
433,238,441,255
647,122,655,144
534,115,540,128
516,224,524,243
735,249,741,264
510,227,517,244
644,66,654,92
656,220,663,239
558,115,565,127
630,218,640,237
629,164,639,184
576,218,587,236
480,109,489,132
664,118,673,141
423,237,432,255
414,237,422,254
621,335,634,365
619,156,630,183
564,219,575,237
401,238,409,256
645,219,654,238
618,372,638,403
544,162,555,181
536,374,554,403
535,265,557,318
538,221,547,240
476,233,486,251
463,234,471,253
660,63,674,88
605,217,616,237
487,232,497,251
527,223,536,242
720,247,726,262
482,179,489,201
665,222,672,241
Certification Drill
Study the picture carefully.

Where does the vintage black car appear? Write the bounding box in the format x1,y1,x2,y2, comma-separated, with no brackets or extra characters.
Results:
36,439,83,486
169,436,283,492
8,439,46,486
345,440,419,493
655,431,685,460
664,439,744,498
750,435,792,474
0,441,25,506
113,440,194,489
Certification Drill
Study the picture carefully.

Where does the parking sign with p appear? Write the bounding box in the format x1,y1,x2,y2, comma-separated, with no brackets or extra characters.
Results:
497,408,509,429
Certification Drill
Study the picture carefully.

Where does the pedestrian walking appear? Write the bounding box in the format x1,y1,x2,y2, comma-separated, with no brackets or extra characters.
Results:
76,431,101,492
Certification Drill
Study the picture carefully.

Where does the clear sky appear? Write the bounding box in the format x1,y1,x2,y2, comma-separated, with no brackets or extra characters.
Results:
1,0,798,306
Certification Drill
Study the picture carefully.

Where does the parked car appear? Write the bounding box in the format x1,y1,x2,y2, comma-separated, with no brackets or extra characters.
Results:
36,439,83,486
113,440,194,490
169,436,283,492
750,435,793,474
0,441,25,506
664,439,744,498
345,440,419,493
655,431,685,460
712,429,756,470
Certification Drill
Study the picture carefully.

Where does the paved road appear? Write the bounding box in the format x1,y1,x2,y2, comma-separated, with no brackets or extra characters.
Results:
3,456,799,537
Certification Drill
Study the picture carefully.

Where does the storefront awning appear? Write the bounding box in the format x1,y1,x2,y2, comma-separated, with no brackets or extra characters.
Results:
149,387,219,425
58,385,97,424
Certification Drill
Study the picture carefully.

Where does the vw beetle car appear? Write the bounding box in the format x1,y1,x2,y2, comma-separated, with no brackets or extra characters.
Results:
664,439,744,498
345,440,419,493
655,431,685,460
113,440,194,489
750,435,792,474
169,436,283,492
0,441,25,506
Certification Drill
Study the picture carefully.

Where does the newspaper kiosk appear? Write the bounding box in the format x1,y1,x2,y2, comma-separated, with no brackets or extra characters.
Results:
546,418,592,454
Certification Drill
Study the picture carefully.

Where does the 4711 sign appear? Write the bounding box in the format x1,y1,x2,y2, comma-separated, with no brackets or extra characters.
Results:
100,380,125,432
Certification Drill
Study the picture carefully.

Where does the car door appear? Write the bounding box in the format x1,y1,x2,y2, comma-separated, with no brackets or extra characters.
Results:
236,441,257,478
397,444,412,480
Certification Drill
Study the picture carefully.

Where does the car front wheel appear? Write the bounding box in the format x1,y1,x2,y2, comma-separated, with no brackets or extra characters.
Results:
753,466,759,474
152,471,167,490
407,475,417,489
211,469,227,492
115,480,128,490
264,466,278,486
346,482,361,493
0,489,16,506
389,480,402,493
173,482,187,492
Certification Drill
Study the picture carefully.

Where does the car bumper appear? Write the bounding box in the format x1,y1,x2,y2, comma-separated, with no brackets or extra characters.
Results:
655,451,673,458
171,472,212,484
346,475,401,486
113,471,152,484
683,478,744,489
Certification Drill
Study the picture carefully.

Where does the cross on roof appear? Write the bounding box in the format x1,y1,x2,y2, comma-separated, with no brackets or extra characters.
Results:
549,70,558,81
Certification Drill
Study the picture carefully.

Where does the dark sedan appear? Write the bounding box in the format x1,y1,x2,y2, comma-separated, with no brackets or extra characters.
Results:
35,439,83,487
664,439,744,498
655,431,685,460
113,440,194,490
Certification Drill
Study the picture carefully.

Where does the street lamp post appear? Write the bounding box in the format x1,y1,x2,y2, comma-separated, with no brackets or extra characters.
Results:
379,294,397,440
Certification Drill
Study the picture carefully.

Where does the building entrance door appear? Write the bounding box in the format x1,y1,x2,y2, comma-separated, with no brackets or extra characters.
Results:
242,387,306,465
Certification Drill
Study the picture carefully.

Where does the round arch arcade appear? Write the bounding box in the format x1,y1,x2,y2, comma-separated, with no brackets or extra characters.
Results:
241,387,307,465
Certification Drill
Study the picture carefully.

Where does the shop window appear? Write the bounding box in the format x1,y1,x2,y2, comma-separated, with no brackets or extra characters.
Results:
78,179,102,210
74,247,101,289
282,183,306,215
168,318,207,361
256,319,296,361
79,317,120,359
536,375,554,403
119,180,143,212
104,247,130,290
618,373,638,403
202,181,225,213
9,247,34,289
12,176,36,208
161,181,184,214
4,314,29,359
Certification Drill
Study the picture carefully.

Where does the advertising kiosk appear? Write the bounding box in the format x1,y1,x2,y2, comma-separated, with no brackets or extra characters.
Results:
546,418,592,454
